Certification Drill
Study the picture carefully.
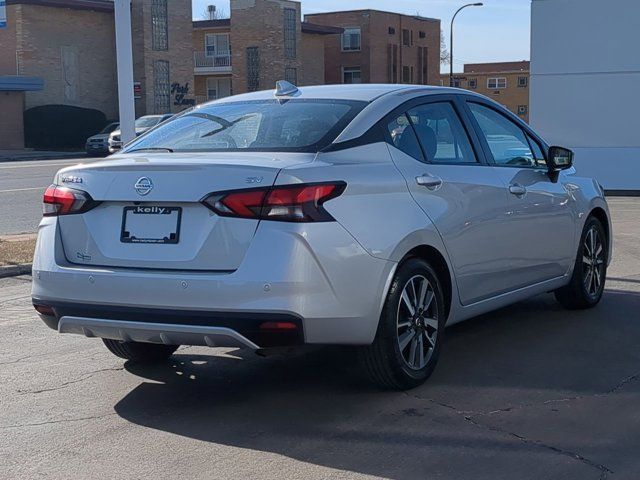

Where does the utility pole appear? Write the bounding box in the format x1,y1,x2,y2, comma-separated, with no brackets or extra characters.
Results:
114,0,136,144
450,3,483,87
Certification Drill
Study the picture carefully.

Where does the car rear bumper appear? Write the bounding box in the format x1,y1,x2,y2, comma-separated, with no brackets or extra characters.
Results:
32,217,396,346
33,300,304,349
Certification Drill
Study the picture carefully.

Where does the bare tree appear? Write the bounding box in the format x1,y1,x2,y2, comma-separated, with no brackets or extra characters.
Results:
440,31,449,66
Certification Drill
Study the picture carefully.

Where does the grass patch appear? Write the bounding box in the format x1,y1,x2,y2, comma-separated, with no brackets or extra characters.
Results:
0,235,37,266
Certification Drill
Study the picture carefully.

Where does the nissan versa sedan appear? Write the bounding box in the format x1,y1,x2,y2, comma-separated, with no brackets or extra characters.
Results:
32,83,611,389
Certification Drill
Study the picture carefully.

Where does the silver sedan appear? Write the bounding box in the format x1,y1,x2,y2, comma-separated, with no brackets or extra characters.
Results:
32,83,611,389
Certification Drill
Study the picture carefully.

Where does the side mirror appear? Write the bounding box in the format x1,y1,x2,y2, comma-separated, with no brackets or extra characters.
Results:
548,146,573,171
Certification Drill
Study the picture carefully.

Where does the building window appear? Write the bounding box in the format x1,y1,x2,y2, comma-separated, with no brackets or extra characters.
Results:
342,27,361,51
451,77,461,88
387,44,398,83
388,27,395,35
153,60,170,113
402,29,411,46
283,8,297,59
205,33,230,58
418,46,428,84
246,47,260,91
488,77,507,89
402,65,411,83
518,76,528,88
518,105,528,116
468,78,477,89
151,0,168,51
284,67,297,85
207,77,231,100
343,66,361,84
419,31,426,39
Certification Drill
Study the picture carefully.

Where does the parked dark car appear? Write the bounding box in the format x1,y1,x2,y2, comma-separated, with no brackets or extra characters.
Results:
85,122,119,156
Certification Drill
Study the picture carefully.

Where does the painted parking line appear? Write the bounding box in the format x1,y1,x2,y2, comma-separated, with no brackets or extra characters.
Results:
0,161,78,170
0,187,45,194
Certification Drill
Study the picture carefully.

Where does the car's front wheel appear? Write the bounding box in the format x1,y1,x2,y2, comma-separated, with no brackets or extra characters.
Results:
360,258,446,390
554,215,607,309
102,339,178,363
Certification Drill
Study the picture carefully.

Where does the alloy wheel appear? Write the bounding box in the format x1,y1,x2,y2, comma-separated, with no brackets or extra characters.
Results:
396,275,439,370
582,226,605,297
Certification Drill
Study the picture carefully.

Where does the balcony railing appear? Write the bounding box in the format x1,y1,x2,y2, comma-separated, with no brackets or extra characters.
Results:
194,51,232,71
195,95,210,105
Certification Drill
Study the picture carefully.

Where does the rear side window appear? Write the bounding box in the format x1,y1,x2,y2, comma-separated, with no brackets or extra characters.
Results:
123,99,366,153
468,103,536,167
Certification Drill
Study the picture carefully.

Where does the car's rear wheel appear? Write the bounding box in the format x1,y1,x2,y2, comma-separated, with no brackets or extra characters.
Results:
102,339,179,363
554,216,607,309
360,258,446,390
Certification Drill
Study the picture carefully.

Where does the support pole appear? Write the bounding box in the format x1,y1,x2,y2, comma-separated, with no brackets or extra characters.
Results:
114,0,135,145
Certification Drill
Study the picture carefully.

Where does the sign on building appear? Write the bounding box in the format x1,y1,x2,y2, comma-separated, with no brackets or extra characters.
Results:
0,0,7,28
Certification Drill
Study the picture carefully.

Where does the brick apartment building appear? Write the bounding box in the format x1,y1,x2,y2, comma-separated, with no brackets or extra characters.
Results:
442,61,530,122
192,0,341,103
305,9,441,86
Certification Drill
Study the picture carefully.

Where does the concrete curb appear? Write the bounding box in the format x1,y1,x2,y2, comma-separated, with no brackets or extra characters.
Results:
0,264,32,279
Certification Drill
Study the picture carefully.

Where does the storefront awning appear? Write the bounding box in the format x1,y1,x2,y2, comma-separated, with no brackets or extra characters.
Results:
0,76,44,91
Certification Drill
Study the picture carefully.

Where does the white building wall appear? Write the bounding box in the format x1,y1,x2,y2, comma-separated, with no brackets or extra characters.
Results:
530,0,640,190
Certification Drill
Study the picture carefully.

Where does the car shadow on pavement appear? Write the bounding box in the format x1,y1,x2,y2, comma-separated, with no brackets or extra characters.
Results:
113,288,640,478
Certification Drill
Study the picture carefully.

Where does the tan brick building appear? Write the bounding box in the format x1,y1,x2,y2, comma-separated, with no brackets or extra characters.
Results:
304,10,441,86
442,61,530,122
0,0,195,147
131,0,195,115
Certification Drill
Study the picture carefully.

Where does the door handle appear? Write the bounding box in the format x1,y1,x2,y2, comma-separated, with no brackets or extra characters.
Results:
509,183,527,196
416,174,443,190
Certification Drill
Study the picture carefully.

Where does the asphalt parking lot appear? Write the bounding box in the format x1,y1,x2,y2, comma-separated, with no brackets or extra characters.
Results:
1,197,639,479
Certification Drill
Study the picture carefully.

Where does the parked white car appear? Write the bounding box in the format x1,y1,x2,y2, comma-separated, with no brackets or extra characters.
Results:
108,114,173,153
33,83,611,389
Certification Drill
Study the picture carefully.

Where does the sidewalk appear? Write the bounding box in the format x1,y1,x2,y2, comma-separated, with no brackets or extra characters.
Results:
0,233,36,279
0,149,88,162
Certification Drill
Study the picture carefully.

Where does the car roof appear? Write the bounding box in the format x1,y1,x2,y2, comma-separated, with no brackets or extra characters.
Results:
211,84,459,103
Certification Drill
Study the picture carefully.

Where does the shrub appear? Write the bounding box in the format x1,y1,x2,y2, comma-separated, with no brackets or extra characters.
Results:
24,105,108,150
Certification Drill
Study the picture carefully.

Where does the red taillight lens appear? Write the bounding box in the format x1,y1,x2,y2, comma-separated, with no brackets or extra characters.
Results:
202,182,346,222
43,185,97,217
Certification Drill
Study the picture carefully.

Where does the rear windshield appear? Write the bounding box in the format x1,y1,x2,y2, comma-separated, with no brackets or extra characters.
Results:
121,99,366,153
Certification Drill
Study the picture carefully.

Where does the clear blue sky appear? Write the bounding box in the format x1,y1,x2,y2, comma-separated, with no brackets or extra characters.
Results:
192,0,531,73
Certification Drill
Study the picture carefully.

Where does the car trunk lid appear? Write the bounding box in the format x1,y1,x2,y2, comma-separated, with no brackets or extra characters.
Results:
56,152,314,271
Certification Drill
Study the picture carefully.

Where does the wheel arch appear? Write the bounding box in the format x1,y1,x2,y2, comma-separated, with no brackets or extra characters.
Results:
400,245,453,321
589,207,610,245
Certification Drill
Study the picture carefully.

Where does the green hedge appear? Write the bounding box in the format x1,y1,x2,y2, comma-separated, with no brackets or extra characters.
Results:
24,105,108,150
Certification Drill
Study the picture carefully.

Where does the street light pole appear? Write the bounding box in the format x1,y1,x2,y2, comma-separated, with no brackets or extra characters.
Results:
449,2,483,87
114,0,136,144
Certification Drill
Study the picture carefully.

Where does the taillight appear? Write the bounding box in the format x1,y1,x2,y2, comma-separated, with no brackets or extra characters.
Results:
43,185,98,217
201,182,346,222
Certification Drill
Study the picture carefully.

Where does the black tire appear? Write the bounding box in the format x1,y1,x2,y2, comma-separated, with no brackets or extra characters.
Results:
102,339,178,363
360,258,446,390
554,216,607,309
